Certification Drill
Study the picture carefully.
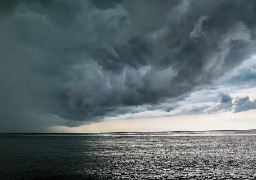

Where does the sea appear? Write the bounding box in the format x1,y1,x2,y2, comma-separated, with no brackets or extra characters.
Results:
0,131,256,179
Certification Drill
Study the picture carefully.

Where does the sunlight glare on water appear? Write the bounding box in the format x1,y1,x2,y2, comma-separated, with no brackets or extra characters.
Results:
0,132,256,179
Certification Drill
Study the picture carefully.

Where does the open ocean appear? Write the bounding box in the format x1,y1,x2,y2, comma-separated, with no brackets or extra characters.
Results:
1,131,256,179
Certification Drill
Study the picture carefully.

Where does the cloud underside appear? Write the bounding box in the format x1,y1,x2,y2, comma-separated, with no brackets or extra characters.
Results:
0,0,256,131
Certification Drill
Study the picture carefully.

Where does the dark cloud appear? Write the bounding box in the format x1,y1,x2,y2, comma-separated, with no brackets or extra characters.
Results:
90,0,122,10
208,93,233,113
227,66,256,85
1,0,256,131
220,93,232,103
206,94,256,114
234,96,256,113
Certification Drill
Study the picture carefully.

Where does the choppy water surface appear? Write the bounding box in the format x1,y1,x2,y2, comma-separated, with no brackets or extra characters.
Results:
0,132,256,179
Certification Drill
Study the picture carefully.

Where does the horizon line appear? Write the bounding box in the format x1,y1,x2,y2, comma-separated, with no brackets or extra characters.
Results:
1,129,256,134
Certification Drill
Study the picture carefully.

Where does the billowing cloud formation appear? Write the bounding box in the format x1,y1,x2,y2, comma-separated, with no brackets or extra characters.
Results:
234,96,256,112
207,93,233,113
1,0,256,132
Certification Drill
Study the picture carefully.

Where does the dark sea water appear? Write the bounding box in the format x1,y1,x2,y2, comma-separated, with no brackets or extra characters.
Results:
0,132,256,179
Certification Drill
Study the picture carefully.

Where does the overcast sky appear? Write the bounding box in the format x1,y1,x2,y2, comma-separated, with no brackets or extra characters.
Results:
0,0,256,133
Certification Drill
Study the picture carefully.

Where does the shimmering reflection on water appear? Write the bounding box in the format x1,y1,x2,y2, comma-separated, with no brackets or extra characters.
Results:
0,133,256,179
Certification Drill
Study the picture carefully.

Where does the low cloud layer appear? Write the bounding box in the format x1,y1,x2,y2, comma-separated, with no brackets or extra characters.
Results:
1,0,256,132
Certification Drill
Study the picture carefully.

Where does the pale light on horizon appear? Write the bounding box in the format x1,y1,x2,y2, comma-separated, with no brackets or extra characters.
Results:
50,110,256,133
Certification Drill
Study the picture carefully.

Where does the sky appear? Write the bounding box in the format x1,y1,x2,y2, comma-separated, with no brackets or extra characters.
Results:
0,0,256,133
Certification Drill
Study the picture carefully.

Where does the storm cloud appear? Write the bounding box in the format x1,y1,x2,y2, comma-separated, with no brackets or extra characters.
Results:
234,96,256,113
1,0,256,132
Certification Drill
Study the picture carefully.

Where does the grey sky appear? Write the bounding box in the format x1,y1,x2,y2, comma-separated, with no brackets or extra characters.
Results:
0,0,256,132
